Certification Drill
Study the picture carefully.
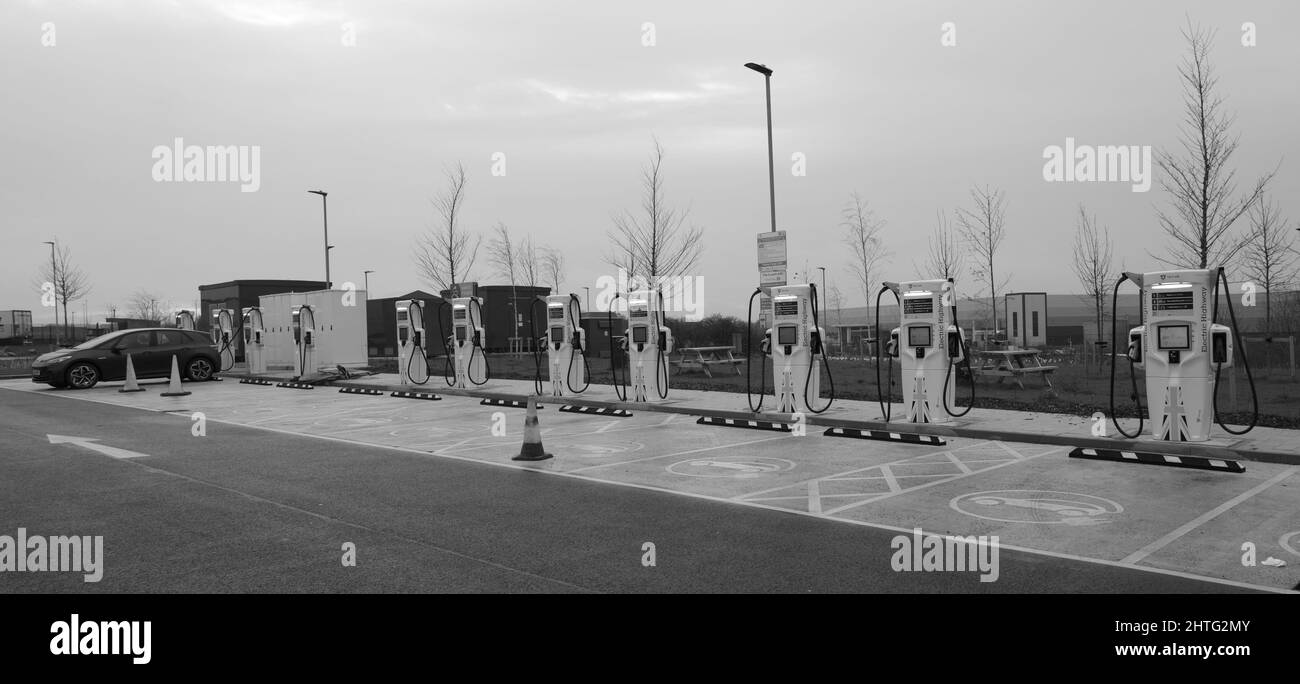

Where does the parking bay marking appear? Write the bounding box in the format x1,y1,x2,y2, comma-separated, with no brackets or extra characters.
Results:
735,441,1056,516
1120,467,1299,565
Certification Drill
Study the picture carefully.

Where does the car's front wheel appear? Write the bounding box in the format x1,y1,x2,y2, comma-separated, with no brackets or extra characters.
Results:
66,362,100,390
185,356,215,382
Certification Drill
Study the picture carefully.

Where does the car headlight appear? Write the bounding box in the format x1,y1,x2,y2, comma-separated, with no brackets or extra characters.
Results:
38,355,71,366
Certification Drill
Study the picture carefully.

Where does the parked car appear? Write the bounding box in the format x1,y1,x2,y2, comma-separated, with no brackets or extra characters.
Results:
30,328,220,389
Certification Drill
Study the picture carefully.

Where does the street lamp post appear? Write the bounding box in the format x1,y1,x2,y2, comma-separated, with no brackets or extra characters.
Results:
744,62,776,233
817,266,826,308
308,190,331,288
42,241,58,346
363,270,374,300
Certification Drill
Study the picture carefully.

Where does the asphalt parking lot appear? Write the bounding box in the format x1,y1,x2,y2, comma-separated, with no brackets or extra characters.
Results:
2,376,1296,593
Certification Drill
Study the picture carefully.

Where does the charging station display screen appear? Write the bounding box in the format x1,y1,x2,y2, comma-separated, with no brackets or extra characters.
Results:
455,327,466,341
632,327,647,343
1153,290,1194,311
551,328,564,343
904,298,934,316
774,300,799,317
1157,325,1190,350
777,326,797,345
398,310,408,321
549,307,565,320
908,326,932,347
454,308,467,320
630,308,648,319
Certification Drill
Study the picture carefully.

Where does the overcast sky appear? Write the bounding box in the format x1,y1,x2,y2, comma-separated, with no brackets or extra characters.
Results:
3,0,1297,326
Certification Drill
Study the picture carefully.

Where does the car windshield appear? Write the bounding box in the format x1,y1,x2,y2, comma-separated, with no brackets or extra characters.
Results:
72,331,129,350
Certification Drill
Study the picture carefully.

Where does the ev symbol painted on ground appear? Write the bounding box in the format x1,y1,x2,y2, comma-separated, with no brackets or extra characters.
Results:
668,457,796,479
950,490,1123,526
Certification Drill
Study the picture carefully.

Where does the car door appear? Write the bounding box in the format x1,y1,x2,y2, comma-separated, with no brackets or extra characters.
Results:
107,330,153,379
150,329,187,376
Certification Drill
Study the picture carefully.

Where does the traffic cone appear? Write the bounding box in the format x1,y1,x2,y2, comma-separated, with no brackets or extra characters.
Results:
512,395,552,462
118,354,145,393
159,355,191,397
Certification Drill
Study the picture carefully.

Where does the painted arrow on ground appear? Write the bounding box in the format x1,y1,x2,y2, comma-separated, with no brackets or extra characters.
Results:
47,434,150,459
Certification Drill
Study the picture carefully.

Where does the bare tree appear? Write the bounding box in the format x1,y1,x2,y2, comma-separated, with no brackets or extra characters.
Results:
922,209,963,281
955,185,1009,332
826,282,844,352
487,222,520,341
127,290,169,325
516,236,541,291
415,163,480,292
541,246,566,293
32,240,92,339
1154,20,1277,270
841,192,891,328
606,138,704,288
1072,205,1115,355
1240,196,1296,332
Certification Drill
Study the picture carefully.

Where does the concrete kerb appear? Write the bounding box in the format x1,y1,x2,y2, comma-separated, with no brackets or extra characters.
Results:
311,378,1299,466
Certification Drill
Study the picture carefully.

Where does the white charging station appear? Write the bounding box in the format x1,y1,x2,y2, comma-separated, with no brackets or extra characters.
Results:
447,296,487,387
396,299,429,385
1123,269,1235,442
290,304,316,380
242,306,266,374
214,308,236,371
764,284,826,412
883,279,967,424
624,289,673,401
175,310,196,330
545,294,587,396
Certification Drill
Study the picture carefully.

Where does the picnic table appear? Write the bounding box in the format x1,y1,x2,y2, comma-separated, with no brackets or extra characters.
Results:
969,348,1057,389
672,346,743,378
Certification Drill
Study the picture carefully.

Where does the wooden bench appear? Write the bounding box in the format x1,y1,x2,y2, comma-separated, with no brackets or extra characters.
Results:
672,346,744,378
970,350,1057,390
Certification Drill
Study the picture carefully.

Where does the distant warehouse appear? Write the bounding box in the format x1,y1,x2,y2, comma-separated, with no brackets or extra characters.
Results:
0,310,34,343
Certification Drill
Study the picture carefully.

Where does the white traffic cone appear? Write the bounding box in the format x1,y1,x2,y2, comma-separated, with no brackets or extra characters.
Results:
159,355,191,397
119,353,146,393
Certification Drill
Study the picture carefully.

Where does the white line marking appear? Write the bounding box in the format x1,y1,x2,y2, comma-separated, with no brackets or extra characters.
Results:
1120,467,1299,565
7,383,1294,594
942,451,974,475
807,480,822,514
879,465,901,493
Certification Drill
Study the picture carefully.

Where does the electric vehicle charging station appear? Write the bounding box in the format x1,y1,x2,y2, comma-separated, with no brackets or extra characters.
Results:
242,306,266,374
623,289,673,402
441,296,488,388
878,279,972,424
396,299,429,385
258,290,367,379
290,304,316,380
542,294,587,396
214,308,237,371
1110,268,1257,442
760,283,832,413
175,310,196,330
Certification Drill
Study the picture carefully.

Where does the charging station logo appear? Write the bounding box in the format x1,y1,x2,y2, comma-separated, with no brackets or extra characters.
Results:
151,138,261,192
1042,138,1152,192
41,282,56,307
